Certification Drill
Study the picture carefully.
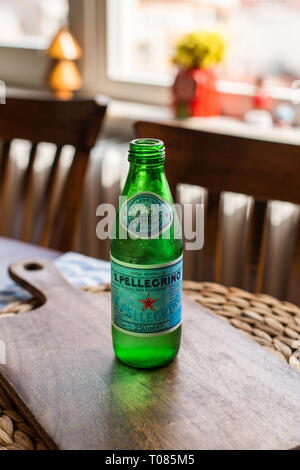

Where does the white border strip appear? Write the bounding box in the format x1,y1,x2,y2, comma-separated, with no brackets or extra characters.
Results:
111,254,183,270
112,321,182,337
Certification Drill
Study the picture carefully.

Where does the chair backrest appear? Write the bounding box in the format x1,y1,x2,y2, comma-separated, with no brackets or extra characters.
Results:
0,92,108,251
135,120,300,301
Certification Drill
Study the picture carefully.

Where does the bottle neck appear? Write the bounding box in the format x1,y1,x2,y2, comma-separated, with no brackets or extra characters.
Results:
128,138,165,166
129,161,165,172
122,139,169,198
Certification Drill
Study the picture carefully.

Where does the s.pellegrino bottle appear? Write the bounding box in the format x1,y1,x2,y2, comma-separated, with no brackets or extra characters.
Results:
111,138,183,368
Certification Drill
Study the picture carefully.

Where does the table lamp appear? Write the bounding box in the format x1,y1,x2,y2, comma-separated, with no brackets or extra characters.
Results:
48,27,83,99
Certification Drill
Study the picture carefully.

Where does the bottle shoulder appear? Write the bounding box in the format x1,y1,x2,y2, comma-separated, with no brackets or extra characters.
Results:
111,163,182,265
111,237,183,266
122,165,174,202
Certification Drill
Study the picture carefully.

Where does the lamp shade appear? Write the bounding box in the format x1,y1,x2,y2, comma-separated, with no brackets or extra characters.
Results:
49,60,82,93
48,27,82,60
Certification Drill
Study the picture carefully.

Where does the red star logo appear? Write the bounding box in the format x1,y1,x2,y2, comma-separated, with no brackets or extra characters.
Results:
139,293,159,311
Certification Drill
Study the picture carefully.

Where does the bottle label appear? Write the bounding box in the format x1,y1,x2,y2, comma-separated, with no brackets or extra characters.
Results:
120,192,173,238
111,255,182,337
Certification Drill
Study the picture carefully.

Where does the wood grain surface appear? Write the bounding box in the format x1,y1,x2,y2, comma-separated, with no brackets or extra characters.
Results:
1,258,300,450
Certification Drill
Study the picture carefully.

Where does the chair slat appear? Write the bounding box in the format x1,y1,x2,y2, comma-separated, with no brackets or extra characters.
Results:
49,149,90,251
203,191,222,282
286,213,300,304
255,203,271,294
0,141,11,234
39,146,63,247
20,143,38,242
242,199,268,292
181,188,204,282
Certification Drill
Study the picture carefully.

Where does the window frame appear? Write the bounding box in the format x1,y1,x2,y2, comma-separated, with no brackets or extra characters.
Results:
78,0,170,105
0,0,77,90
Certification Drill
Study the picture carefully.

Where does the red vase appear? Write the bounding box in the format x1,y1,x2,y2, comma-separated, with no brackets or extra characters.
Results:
173,67,220,118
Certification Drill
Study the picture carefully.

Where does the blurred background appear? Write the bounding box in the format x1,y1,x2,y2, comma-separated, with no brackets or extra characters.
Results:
1,1,300,99
0,1,300,81
1,0,300,301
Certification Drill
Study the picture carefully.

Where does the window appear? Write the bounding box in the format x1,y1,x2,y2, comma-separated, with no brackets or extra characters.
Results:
1,0,299,102
0,0,77,90
107,0,300,89
108,0,220,86
0,0,69,49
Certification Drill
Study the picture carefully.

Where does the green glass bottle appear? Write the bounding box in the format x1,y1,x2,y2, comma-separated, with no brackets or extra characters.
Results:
111,138,183,369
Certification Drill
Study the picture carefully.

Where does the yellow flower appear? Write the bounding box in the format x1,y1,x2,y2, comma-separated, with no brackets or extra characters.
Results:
173,31,226,69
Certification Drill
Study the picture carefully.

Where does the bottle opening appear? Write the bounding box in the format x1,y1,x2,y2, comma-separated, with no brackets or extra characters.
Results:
129,138,165,164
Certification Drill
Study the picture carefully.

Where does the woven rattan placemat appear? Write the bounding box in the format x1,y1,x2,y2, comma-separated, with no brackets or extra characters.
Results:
0,281,300,450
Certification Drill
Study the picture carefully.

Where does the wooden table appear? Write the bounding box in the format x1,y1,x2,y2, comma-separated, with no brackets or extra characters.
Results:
0,237,59,286
2,237,300,450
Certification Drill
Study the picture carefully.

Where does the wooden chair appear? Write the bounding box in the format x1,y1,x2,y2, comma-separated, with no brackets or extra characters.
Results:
0,92,108,251
135,120,300,302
